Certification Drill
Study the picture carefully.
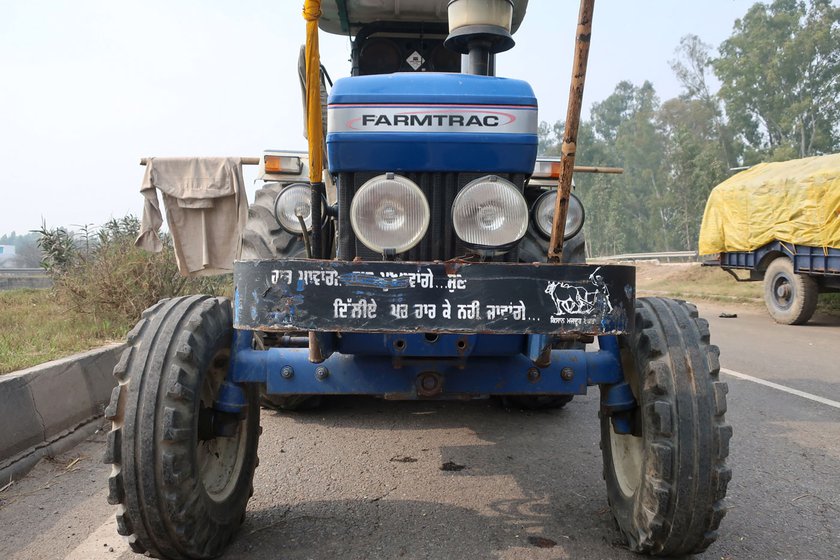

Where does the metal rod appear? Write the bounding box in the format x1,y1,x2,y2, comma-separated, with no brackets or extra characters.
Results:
139,157,260,166
310,182,325,259
466,41,492,75
297,213,313,258
547,0,595,262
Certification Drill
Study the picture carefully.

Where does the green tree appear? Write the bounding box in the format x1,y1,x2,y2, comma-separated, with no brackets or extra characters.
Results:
713,0,840,160
590,81,672,253
539,82,674,256
659,98,730,251
662,35,739,251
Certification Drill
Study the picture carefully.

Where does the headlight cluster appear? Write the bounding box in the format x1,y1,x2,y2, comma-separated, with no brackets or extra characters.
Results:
273,173,585,256
533,190,585,241
347,173,530,256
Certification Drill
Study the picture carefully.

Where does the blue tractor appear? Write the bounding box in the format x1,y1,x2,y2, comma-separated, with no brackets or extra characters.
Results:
105,1,732,558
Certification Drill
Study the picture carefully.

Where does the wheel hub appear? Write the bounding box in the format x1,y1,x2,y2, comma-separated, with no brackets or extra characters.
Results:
775,282,791,299
610,425,644,497
772,274,793,308
197,349,248,501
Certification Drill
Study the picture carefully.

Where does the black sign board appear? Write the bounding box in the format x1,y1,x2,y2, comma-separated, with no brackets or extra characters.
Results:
234,260,635,336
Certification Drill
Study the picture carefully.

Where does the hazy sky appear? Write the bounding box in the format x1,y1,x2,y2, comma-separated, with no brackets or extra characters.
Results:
0,0,758,235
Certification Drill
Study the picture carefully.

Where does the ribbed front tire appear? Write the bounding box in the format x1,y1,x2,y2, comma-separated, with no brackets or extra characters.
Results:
104,296,259,559
600,297,732,556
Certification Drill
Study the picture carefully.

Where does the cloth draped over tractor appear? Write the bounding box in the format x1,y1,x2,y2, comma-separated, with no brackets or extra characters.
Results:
699,153,840,255
136,157,248,276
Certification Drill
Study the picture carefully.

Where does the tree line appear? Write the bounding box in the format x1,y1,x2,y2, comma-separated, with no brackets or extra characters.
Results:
539,0,840,257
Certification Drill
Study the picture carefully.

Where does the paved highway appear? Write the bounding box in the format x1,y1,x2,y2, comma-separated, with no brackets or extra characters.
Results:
1,301,838,560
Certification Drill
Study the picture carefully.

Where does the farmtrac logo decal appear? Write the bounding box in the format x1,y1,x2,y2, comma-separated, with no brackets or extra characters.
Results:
359,111,505,128
327,104,538,135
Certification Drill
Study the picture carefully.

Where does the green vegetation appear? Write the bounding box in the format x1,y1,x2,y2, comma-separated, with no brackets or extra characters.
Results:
715,0,840,161
540,0,840,257
0,289,131,374
37,216,230,325
0,216,230,374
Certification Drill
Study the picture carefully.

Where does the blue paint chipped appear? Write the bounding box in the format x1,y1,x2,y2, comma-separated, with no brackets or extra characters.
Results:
340,272,411,291
250,289,260,321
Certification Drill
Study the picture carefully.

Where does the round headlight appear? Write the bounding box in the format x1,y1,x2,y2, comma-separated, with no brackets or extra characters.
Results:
533,191,585,241
452,175,528,250
274,184,318,234
350,174,430,254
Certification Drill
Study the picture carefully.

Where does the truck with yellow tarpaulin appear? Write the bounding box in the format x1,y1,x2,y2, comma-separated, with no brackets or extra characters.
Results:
700,153,840,324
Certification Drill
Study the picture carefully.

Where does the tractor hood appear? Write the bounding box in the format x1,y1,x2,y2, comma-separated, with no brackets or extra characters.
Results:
319,0,529,36
326,73,538,173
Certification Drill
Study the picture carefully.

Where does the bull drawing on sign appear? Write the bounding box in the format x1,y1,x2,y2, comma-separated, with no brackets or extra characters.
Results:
545,267,612,316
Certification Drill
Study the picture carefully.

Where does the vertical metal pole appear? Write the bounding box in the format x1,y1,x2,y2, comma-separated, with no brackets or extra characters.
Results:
303,0,325,260
547,0,595,262
303,0,327,363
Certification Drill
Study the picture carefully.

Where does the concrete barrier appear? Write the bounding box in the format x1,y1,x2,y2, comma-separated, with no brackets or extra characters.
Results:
0,343,124,482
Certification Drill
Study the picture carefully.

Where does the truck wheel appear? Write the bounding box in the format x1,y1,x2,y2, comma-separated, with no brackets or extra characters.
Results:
600,297,732,556
763,257,818,325
242,183,319,411
104,296,260,559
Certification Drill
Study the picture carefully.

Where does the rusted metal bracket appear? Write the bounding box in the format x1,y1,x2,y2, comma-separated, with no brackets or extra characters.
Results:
573,166,622,174
547,0,595,262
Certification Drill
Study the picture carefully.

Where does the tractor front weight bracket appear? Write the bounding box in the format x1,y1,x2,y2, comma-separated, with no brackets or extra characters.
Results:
596,335,637,435
224,329,637,405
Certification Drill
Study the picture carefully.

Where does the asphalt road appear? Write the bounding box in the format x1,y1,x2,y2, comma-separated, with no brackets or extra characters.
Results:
1,301,838,560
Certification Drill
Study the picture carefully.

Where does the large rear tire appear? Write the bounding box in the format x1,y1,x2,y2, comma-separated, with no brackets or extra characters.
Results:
104,296,260,559
241,182,307,261
763,256,818,325
600,297,732,556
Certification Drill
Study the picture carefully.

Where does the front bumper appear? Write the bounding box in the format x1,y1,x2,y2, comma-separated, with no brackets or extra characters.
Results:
234,259,635,336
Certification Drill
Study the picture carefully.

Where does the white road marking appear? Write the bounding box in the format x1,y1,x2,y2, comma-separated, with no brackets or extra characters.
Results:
721,367,840,410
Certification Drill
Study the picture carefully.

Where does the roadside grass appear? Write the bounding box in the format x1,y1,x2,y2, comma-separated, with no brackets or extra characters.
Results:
633,262,840,315
0,289,133,374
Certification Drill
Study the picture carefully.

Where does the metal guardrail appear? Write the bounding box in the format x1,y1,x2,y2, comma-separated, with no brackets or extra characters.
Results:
593,251,698,262
0,268,48,276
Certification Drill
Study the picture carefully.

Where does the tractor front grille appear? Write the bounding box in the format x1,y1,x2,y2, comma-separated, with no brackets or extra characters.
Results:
337,172,526,262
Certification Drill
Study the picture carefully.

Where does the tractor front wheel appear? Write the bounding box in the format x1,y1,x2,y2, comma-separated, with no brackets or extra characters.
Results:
104,296,259,559
600,297,732,556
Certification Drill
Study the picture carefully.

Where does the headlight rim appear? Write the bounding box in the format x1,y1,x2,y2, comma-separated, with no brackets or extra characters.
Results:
350,173,431,255
532,190,586,241
272,183,326,235
451,174,529,251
